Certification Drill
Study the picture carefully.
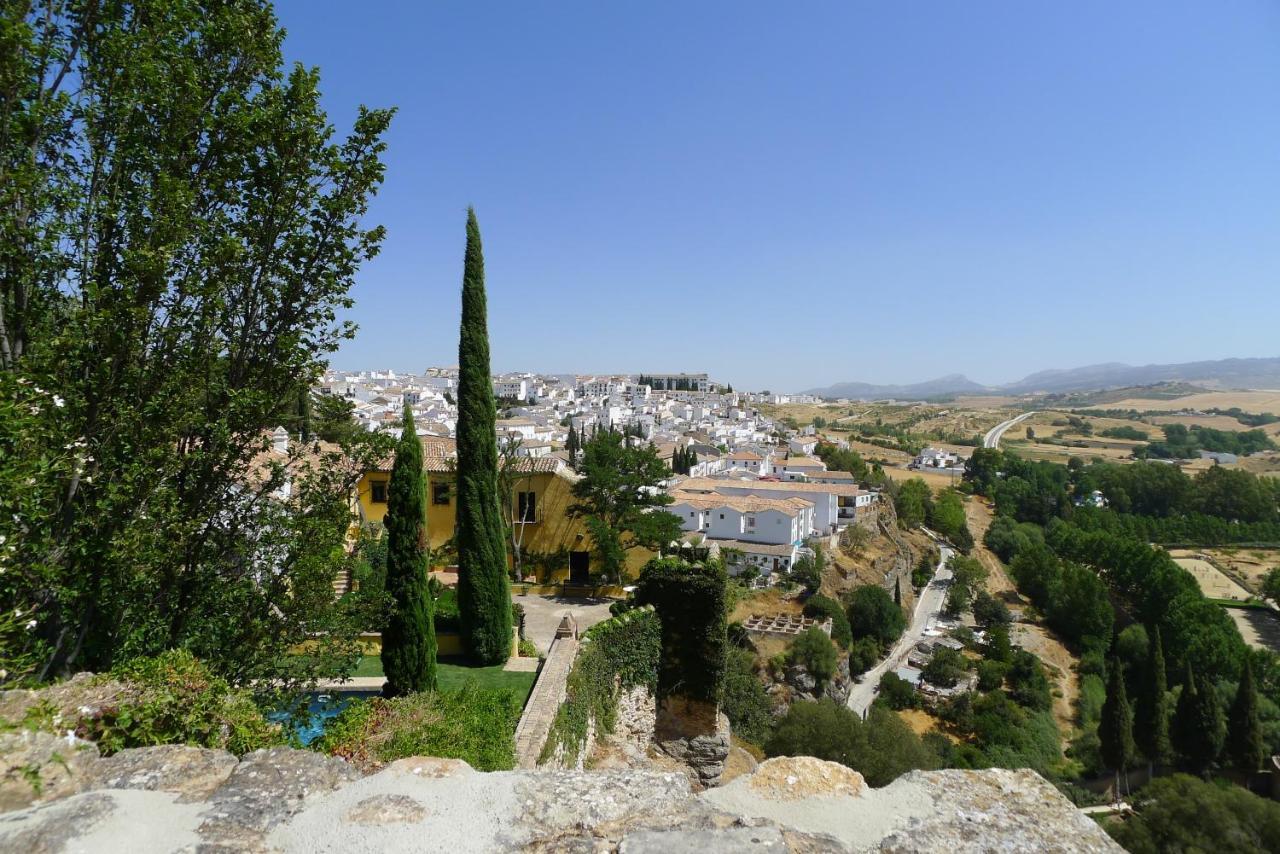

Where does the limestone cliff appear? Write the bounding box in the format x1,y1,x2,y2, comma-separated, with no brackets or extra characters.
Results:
0,741,1122,852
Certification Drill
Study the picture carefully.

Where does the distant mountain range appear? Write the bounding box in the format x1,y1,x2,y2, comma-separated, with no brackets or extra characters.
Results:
805,357,1280,400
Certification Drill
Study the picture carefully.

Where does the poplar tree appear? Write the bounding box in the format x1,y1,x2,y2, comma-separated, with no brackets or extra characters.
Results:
1135,627,1171,771
454,209,512,664
1099,658,1135,796
381,407,436,695
1227,656,1264,775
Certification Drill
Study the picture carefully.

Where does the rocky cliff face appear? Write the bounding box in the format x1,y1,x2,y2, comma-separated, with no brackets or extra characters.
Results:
0,742,1122,853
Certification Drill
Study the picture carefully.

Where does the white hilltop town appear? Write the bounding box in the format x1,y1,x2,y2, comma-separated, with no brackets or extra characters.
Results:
317,368,884,586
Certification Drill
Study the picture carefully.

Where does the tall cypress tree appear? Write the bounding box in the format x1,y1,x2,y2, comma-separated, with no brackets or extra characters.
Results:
381,406,437,696
1135,627,1171,770
1099,658,1135,794
1173,665,1224,775
454,208,512,664
1227,656,1264,774
566,424,579,465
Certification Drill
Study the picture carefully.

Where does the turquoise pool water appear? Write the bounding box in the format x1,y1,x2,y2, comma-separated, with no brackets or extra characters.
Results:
269,690,380,746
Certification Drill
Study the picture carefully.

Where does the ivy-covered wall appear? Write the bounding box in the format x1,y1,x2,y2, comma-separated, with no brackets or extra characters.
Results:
538,606,660,766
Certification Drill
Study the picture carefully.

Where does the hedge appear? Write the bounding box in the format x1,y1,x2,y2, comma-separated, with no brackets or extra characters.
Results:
635,557,728,703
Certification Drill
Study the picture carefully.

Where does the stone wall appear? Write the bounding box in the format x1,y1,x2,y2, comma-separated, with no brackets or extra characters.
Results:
0,745,1125,852
513,636,578,769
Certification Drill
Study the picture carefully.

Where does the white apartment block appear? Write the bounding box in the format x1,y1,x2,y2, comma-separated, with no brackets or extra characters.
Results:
669,495,813,546
494,379,529,400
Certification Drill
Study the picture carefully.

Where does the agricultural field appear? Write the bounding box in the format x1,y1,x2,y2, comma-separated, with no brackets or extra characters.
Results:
1194,548,1280,595
1167,550,1253,602
1106,389,1280,415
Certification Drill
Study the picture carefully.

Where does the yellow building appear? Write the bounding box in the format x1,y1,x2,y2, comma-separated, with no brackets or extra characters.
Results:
355,437,650,583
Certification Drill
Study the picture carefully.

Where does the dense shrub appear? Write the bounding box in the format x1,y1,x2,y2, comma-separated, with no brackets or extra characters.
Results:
846,585,906,647
67,651,282,756
317,683,520,771
722,648,774,746
765,699,940,786
976,660,1007,692
1006,650,1053,712
804,594,852,649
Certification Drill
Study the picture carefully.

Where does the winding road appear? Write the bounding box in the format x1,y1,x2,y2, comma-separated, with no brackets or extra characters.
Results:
846,539,954,717
983,411,1037,448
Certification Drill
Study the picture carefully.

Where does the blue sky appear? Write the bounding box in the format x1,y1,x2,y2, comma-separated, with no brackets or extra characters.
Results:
276,1,1280,392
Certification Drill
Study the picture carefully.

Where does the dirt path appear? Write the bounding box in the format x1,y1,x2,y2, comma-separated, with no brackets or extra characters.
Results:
1013,623,1079,739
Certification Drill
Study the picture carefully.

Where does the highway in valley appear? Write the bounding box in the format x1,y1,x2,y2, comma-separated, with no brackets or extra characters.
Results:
983,411,1037,448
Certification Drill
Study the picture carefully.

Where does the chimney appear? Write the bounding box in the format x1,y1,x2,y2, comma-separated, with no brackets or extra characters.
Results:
272,426,289,454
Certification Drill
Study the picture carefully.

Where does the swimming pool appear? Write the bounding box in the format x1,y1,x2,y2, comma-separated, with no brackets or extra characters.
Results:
269,690,380,746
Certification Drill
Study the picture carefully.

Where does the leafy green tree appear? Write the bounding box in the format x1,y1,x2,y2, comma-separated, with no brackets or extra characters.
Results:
846,585,906,647
848,636,882,677
876,672,918,709
1099,659,1135,792
1107,774,1280,854
454,209,511,664
0,0,392,688
789,627,838,688
790,553,822,592
803,594,852,648
945,554,988,615
381,408,436,696
569,429,683,582
927,489,974,552
1135,627,1171,769
972,591,1011,627
1227,657,1265,775
912,549,937,588
1173,666,1224,775
922,647,968,688
765,699,939,786
985,623,1014,663
893,479,932,528
1262,567,1280,603
314,394,361,444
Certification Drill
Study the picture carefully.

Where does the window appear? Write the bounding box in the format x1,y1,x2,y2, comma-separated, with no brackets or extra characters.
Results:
432,482,450,505
371,480,388,504
517,491,537,522
719,513,725,520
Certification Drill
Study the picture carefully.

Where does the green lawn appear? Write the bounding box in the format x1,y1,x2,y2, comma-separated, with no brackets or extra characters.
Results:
352,656,537,704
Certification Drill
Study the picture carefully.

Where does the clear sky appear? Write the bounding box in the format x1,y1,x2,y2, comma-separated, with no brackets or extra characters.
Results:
275,1,1280,392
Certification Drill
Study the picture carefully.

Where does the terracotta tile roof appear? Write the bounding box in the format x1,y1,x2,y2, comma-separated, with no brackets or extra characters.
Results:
669,492,812,515
675,476,868,498
705,538,797,557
